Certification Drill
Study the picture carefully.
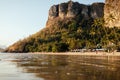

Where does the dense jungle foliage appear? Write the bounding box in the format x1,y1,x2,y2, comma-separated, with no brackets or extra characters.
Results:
6,17,120,52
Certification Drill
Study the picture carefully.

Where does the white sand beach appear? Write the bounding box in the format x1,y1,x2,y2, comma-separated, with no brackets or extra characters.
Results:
33,52,120,56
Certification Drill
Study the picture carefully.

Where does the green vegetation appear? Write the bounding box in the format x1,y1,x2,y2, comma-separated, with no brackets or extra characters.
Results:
6,18,120,52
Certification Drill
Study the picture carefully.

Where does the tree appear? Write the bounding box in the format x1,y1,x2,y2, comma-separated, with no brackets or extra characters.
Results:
52,43,69,52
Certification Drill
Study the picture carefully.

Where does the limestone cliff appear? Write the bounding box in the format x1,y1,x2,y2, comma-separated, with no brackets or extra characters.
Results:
47,1,104,27
5,1,106,53
104,0,120,27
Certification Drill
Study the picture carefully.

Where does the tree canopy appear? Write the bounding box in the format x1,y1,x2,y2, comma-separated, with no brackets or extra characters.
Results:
5,18,120,52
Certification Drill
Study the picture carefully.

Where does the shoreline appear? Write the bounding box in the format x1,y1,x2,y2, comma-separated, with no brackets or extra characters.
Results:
31,52,120,56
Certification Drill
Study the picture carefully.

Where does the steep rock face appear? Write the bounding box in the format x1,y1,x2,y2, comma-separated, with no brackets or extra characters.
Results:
104,0,120,27
90,3,104,18
59,3,68,18
47,1,104,27
67,2,83,18
49,5,59,19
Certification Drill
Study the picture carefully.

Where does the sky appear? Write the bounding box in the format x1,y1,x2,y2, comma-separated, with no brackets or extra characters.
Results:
0,0,104,47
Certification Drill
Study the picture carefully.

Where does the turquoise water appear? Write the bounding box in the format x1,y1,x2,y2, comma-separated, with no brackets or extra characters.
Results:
0,53,120,80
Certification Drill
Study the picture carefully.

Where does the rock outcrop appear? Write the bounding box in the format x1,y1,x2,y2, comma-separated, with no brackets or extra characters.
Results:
47,1,104,27
5,1,106,53
0,48,4,52
104,0,120,28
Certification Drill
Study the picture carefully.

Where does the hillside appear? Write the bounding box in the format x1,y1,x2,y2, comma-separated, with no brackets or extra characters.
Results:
5,1,120,53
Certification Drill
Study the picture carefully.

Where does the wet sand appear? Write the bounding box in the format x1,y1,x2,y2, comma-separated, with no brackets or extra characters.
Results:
1,53,120,80
0,54,43,80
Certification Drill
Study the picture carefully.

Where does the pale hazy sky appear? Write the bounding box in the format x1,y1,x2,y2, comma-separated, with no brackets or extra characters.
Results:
0,0,104,47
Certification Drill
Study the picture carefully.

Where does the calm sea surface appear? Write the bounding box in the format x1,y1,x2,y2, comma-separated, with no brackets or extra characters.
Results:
0,53,120,80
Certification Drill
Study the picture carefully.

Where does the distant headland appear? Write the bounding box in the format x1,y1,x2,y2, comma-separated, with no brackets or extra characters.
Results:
5,0,120,53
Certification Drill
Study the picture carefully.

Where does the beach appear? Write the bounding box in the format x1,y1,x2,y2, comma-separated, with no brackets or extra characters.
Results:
1,52,120,80
32,52,120,56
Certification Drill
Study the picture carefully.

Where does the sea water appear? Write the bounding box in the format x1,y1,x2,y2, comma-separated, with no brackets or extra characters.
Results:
0,53,120,80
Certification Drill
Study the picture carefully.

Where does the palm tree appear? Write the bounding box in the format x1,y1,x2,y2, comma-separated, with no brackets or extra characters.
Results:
107,14,115,22
92,18,104,27
106,14,116,27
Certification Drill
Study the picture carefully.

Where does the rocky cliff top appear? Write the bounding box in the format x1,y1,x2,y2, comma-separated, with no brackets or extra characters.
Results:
47,1,104,27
